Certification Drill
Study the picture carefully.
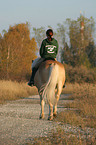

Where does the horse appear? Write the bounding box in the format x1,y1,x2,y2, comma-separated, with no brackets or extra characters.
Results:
34,60,65,120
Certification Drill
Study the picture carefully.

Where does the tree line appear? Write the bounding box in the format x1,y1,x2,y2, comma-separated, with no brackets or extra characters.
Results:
0,15,96,82
0,23,37,81
33,15,96,67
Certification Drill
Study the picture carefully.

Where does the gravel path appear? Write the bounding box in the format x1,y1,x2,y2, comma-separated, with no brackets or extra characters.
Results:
0,94,95,145
0,94,69,145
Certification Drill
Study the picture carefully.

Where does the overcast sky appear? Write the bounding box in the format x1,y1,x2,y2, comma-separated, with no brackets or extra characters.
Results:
0,0,96,33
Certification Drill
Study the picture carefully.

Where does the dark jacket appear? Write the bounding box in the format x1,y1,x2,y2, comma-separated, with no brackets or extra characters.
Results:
40,38,58,58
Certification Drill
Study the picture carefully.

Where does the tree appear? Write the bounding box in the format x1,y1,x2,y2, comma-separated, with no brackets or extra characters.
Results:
0,23,37,80
56,23,66,61
61,16,95,67
86,42,96,67
33,27,46,48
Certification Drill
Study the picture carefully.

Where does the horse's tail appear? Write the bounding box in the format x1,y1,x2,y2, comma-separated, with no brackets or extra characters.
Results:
42,63,58,105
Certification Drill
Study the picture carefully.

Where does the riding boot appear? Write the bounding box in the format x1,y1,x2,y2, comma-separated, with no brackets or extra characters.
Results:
28,67,38,86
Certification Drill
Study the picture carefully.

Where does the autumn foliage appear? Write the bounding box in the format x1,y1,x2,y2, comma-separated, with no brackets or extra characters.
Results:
0,16,96,83
0,23,37,81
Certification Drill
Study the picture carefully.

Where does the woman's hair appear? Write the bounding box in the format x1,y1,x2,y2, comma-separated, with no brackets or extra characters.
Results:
46,29,53,36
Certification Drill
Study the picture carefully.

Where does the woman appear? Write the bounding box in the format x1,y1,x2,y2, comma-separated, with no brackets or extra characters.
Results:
28,29,59,86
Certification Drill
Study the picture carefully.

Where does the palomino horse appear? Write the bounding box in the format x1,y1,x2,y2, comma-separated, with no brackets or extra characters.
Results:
34,60,65,120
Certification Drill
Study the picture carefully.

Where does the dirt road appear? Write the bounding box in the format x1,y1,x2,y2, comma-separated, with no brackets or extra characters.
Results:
0,94,95,145
0,94,70,145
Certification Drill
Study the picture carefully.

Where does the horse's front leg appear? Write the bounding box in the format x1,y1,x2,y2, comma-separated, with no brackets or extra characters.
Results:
48,103,53,121
40,99,45,119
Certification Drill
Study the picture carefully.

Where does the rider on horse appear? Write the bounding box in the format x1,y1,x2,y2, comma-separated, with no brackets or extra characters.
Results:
28,29,59,87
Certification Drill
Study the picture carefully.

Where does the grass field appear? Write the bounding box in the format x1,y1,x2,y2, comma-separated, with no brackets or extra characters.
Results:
0,80,38,104
0,80,96,144
60,83,96,128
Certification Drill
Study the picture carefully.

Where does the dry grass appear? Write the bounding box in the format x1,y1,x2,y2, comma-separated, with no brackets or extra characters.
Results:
0,80,38,104
60,83,96,128
65,65,96,83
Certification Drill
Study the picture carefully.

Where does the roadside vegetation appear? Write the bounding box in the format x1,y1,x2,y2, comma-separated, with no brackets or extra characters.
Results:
58,83,96,129
0,80,38,104
65,64,96,84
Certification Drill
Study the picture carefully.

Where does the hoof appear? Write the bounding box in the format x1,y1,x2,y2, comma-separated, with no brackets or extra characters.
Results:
48,116,53,121
53,113,57,118
39,115,45,119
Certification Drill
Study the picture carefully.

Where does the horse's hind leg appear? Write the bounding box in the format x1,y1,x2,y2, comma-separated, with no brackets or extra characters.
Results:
53,98,58,117
48,103,53,121
53,83,62,117
40,99,45,119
